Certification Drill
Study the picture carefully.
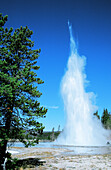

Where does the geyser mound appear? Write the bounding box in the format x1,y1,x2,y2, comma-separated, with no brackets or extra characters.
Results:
57,23,109,146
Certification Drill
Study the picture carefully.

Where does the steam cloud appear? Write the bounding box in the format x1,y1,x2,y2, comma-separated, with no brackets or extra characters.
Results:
56,23,109,146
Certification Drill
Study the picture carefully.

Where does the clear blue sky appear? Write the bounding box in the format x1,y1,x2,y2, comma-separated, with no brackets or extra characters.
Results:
0,0,111,131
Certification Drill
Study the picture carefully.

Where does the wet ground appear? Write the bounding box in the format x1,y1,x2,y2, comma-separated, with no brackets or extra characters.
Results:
8,142,111,169
9,146,111,169
8,141,111,155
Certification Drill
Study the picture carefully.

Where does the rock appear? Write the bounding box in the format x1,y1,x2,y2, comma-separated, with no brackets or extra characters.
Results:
107,141,110,145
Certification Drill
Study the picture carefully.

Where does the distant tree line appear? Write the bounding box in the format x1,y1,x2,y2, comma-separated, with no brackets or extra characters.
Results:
94,109,111,129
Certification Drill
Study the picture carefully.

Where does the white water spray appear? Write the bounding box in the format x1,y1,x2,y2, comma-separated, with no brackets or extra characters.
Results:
57,23,108,146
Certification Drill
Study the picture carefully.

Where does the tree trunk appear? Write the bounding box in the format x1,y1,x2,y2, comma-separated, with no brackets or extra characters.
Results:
0,111,12,169
0,140,7,170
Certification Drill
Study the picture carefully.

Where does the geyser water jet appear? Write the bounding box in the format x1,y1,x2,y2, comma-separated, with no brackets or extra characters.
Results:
57,23,108,146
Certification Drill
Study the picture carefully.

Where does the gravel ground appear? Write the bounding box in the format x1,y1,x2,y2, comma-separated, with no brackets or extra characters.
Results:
9,147,111,169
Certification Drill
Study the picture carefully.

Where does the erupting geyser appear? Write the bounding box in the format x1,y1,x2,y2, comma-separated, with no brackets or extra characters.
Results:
57,23,108,146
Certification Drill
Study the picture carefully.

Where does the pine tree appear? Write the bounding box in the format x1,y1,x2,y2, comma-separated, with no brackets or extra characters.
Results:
0,13,47,168
101,109,110,128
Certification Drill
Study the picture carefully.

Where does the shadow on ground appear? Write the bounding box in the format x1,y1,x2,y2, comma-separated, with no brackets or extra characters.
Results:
15,158,46,169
